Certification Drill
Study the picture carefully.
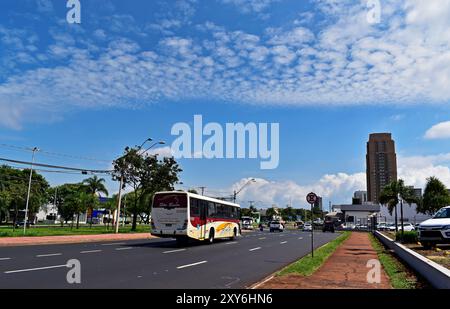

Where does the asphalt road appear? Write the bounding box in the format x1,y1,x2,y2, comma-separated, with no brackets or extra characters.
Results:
0,230,339,289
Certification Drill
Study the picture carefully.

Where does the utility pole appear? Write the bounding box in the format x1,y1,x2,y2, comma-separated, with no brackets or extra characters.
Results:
24,147,39,235
198,186,206,196
115,175,124,234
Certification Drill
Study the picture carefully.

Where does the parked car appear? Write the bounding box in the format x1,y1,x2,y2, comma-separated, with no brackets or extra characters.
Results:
269,221,284,232
322,220,335,233
400,223,415,231
303,222,312,231
418,206,450,249
15,220,33,228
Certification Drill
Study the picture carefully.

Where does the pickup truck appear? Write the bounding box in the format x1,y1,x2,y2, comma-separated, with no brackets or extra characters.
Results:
269,221,284,232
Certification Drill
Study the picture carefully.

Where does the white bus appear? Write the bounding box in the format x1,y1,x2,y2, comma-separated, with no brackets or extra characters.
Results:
151,191,241,244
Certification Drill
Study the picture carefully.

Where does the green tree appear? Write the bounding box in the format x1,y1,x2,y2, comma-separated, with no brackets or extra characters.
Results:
113,147,182,231
265,207,277,220
418,177,450,215
66,190,96,229
82,175,109,227
379,179,417,236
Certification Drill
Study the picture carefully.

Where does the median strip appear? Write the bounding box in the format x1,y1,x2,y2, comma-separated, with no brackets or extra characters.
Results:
176,261,207,269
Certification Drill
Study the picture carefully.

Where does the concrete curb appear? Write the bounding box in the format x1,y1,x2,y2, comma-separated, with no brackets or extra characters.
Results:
374,231,450,289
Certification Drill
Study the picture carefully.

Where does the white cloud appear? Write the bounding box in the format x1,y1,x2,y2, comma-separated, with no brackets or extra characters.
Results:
224,152,450,208
220,0,279,14
424,121,450,139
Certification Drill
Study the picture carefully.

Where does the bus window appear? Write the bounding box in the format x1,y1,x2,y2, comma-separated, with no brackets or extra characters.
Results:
208,202,216,217
190,198,200,216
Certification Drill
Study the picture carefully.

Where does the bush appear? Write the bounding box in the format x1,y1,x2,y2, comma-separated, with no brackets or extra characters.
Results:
395,231,418,243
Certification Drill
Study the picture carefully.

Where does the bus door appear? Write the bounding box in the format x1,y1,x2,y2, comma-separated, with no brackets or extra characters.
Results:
199,201,207,240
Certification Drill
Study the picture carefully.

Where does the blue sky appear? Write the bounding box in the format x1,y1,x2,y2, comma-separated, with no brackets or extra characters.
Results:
1,0,450,209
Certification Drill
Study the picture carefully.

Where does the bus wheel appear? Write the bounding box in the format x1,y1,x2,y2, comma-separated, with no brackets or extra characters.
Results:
231,228,237,240
208,229,215,244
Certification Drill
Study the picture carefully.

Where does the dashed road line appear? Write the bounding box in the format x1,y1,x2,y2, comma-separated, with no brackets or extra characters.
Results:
36,253,62,258
0,258,11,261
177,261,207,269
115,247,133,251
163,249,186,254
80,250,102,254
249,247,261,252
101,242,126,246
280,241,288,244
298,237,303,240
5,264,67,274
226,241,238,245
258,237,266,240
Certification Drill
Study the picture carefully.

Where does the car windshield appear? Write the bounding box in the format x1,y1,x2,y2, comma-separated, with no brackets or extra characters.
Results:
433,208,450,219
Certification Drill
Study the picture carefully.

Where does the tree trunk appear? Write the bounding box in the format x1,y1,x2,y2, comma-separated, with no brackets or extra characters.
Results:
400,199,404,241
394,205,398,233
76,213,80,229
132,211,138,231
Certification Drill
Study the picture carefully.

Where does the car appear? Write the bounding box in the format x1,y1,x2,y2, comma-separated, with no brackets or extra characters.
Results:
269,221,284,232
400,223,415,232
377,223,388,231
418,206,450,249
303,222,312,231
15,220,33,228
322,220,335,233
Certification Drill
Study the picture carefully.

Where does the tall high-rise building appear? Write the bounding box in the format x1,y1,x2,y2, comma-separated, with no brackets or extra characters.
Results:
366,133,398,203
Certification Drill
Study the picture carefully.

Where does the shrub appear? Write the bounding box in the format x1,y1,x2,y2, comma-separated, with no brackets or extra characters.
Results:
395,231,418,243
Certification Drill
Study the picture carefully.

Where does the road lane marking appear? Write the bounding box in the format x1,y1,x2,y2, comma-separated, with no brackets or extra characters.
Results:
5,264,67,274
0,258,11,261
280,241,288,244
102,242,126,246
226,241,238,245
251,275,274,289
176,261,207,269
115,247,133,251
36,253,62,258
258,237,266,240
163,249,186,254
249,247,261,251
80,250,102,254
298,237,303,240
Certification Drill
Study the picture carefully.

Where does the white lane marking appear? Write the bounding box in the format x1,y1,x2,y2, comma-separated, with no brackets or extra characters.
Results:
258,237,266,240
298,237,303,240
80,250,102,254
249,247,261,252
163,249,186,254
226,241,238,245
36,253,62,258
101,242,126,246
280,241,288,244
115,247,133,251
0,257,11,261
5,264,67,274
176,261,207,269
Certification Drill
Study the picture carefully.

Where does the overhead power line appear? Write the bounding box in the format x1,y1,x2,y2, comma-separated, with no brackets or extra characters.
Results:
0,157,113,174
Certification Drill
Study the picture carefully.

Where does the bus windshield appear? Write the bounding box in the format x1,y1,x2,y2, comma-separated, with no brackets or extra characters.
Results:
153,193,187,209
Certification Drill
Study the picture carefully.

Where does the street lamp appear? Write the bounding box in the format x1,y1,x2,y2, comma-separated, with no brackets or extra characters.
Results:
138,138,153,150
233,178,256,203
24,147,39,235
141,141,166,154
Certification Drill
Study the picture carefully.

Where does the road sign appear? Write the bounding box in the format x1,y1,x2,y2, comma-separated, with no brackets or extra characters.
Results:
306,192,318,205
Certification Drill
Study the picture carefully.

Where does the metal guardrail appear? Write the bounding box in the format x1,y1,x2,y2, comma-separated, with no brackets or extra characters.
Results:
374,231,450,289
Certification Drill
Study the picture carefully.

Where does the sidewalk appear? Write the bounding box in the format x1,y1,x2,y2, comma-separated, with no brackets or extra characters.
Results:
257,232,392,289
0,233,155,247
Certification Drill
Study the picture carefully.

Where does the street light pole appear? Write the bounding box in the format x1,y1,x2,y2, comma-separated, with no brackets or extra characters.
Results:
233,178,256,203
24,147,39,235
115,175,124,234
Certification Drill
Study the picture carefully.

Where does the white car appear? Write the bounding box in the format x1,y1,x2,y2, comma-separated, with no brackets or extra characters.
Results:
269,221,284,232
418,206,450,248
401,223,415,232
303,223,312,231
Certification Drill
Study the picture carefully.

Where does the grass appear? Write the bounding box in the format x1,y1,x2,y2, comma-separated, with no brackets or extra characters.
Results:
0,224,150,237
278,231,350,276
369,233,419,289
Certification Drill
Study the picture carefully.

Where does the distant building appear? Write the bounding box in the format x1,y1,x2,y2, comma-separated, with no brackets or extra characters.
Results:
379,203,431,224
366,133,398,203
353,191,368,205
332,204,380,226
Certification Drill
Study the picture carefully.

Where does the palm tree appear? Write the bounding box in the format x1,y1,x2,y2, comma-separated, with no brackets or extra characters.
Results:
379,179,417,239
82,176,109,227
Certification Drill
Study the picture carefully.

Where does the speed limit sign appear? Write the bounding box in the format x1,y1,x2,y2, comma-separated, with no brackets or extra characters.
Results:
306,192,318,205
